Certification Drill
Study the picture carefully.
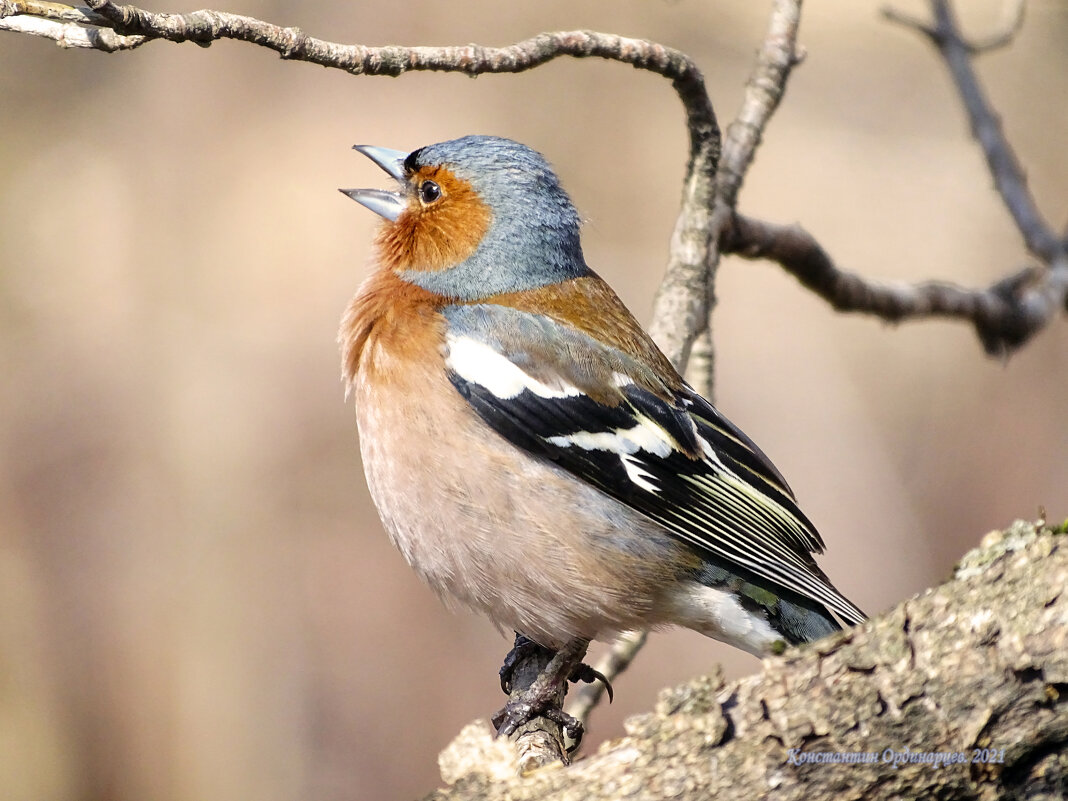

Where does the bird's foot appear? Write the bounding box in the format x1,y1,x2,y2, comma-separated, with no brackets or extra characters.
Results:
499,634,613,700
492,693,585,748
494,635,612,751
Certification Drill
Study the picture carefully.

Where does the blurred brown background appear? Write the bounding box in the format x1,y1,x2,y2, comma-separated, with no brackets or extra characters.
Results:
1,1,1066,799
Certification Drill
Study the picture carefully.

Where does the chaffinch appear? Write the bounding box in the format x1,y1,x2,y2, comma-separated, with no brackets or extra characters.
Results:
339,135,864,692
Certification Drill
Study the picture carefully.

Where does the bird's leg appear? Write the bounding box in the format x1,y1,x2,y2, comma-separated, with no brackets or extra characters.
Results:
500,632,615,700
492,636,595,752
499,633,550,694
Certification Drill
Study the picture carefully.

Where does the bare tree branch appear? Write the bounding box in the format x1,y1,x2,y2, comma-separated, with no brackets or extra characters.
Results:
568,629,648,730
0,1,145,48
884,0,1060,262
724,213,1068,356
637,78,720,377
1,0,104,25
717,0,804,211
1,0,721,379
0,5,715,146
684,0,804,400
755,0,1068,353
495,638,591,771
883,0,1027,55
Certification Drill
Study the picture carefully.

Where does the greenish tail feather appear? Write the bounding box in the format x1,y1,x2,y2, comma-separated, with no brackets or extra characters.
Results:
770,596,841,644
693,561,842,646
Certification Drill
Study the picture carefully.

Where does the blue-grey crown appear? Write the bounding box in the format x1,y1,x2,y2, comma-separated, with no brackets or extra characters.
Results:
399,136,589,300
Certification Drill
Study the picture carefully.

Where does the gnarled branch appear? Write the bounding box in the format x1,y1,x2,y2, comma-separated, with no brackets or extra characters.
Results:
434,519,1068,800
724,213,1068,356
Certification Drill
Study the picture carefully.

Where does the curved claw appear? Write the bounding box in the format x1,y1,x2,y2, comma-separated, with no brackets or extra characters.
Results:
569,662,614,703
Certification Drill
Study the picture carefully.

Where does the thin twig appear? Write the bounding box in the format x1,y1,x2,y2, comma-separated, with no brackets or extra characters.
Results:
500,637,590,770
643,80,720,372
865,0,1068,350
882,0,1026,54
884,0,1059,262
3,0,721,381
716,0,803,210
15,1,708,103
3,5,714,149
0,1,145,48
684,0,804,400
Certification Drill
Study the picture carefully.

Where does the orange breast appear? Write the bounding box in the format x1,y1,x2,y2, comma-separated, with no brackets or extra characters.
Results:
339,268,447,392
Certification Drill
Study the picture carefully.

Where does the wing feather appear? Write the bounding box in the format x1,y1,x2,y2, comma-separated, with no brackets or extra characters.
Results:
442,303,865,626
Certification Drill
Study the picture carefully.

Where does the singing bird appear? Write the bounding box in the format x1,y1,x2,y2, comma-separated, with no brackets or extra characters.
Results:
339,135,864,720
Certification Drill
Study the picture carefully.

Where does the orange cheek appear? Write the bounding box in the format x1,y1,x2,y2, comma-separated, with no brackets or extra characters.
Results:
375,169,491,272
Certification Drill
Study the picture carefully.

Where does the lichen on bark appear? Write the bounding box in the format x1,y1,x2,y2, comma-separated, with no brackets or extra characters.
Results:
431,519,1068,801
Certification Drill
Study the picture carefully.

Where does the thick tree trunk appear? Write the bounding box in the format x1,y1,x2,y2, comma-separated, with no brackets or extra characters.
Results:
431,519,1068,800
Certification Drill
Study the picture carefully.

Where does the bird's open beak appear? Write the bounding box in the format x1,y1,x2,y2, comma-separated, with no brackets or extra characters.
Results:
353,145,408,181
339,145,410,222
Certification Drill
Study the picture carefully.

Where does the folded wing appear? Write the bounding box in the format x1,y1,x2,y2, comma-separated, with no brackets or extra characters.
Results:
442,303,865,626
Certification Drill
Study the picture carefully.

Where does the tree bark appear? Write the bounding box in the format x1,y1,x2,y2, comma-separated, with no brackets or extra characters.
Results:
432,519,1068,800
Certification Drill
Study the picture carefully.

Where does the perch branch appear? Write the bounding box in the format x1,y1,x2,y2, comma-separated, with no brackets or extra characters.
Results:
434,520,1068,800
497,638,591,772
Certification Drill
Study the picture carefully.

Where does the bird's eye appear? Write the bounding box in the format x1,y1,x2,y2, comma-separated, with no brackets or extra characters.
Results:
419,180,441,204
